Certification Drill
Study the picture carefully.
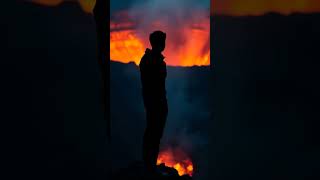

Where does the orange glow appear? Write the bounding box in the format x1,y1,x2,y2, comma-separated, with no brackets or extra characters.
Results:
213,0,320,16
30,0,95,13
77,0,96,13
110,12,210,67
110,27,210,66
110,30,145,65
157,147,194,176
177,29,210,67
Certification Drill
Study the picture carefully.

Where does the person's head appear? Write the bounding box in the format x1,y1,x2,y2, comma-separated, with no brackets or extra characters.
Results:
149,30,166,53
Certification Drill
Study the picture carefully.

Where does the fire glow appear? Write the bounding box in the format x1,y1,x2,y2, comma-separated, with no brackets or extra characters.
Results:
111,13,210,66
110,11,210,67
157,147,194,176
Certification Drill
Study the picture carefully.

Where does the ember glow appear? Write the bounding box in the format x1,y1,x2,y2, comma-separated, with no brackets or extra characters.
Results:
157,147,194,176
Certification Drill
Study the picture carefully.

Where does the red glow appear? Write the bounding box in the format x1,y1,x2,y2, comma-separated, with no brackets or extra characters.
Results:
157,147,194,176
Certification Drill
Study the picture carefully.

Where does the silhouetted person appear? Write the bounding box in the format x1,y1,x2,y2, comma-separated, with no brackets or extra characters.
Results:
139,31,168,173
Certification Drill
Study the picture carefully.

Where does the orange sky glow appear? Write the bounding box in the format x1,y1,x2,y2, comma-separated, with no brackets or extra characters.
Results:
213,0,320,16
31,0,320,15
30,0,320,66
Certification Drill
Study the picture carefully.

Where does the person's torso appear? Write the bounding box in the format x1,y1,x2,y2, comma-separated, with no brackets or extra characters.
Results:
139,50,167,102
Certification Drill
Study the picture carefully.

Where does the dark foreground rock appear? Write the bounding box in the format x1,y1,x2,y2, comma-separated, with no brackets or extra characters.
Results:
112,161,192,180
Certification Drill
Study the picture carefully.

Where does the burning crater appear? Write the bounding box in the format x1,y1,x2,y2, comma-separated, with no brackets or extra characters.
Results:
157,147,194,177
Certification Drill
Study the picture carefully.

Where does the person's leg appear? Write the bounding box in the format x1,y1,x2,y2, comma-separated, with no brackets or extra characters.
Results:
151,102,168,167
143,102,168,172
143,108,158,172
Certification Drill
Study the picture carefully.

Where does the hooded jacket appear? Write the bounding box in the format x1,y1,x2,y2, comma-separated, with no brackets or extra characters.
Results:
139,48,167,105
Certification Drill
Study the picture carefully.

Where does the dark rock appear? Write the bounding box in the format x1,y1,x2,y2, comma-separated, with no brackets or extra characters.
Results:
112,161,192,180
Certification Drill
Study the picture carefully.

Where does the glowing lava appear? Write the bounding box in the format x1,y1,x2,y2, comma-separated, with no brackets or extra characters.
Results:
110,27,210,66
110,30,145,65
110,11,210,67
157,147,194,176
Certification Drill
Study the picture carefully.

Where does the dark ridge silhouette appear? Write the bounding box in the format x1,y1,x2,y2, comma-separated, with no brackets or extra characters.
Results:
2,1,107,180
211,12,320,179
112,161,192,180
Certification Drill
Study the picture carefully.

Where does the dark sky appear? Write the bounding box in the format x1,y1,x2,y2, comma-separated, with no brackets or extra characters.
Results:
111,0,134,13
110,0,210,14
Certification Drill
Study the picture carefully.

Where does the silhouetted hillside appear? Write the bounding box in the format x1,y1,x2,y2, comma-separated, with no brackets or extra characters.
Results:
112,161,192,180
211,12,320,179
2,1,108,180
